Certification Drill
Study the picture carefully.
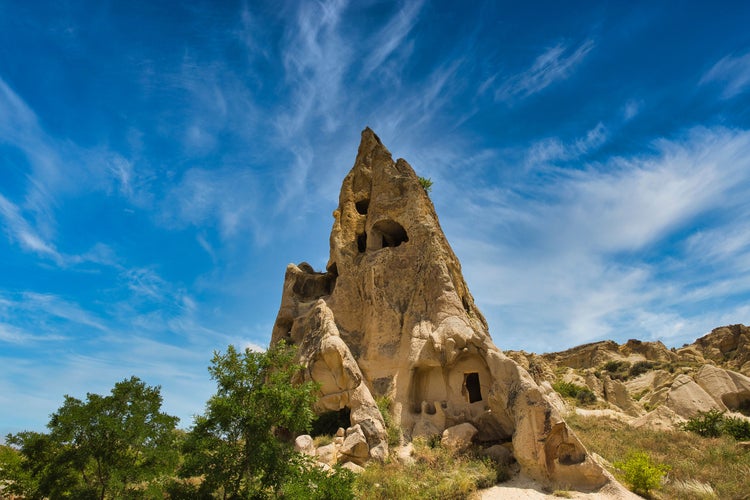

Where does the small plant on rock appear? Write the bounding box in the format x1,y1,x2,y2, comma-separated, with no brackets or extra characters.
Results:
418,176,433,193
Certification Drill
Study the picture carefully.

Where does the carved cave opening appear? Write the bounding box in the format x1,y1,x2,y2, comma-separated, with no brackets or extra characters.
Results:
371,220,408,250
357,232,367,253
464,372,483,403
310,406,351,437
355,199,370,215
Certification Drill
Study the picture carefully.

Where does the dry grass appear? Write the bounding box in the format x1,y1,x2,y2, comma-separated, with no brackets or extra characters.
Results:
354,437,502,500
566,413,750,499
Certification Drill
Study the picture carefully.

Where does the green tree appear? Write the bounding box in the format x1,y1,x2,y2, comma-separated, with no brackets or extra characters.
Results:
6,377,179,499
181,341,352,499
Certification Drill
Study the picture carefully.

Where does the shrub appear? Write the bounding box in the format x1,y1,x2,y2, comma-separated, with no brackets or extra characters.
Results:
614,451,670,496
720,415,750,441
552,381,596,406
678,409,750,440
603,360,630,379
629,361,657,378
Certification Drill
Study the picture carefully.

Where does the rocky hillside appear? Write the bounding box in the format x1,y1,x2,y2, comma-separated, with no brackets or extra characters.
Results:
506,324,750,430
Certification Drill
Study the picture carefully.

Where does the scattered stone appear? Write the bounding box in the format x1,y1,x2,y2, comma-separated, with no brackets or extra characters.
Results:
316,443,337,465
294,434,315,456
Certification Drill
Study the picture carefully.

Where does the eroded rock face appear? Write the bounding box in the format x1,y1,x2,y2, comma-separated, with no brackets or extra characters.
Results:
270,128,609,489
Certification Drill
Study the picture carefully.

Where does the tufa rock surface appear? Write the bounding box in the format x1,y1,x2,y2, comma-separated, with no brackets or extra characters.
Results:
271,128,610,490
508,324,750,429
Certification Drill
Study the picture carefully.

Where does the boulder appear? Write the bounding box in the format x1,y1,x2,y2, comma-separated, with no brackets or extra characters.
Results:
294,434,315,456
480,444,514,466
441,423,478,452
339,427,370,466
316,443,337,465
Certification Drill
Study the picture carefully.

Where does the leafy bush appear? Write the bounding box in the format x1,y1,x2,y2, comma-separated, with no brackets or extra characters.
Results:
614,451,670,496
629,361,657,378
681,409,725,438
719,415,750,441
604,361,629,371
552,381,597,406
680,409,750,440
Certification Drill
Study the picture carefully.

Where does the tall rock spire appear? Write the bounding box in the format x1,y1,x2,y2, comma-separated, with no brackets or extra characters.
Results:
271,128,613,489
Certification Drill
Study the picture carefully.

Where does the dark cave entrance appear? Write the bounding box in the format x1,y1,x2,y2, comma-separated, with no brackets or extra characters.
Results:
464,372,482,403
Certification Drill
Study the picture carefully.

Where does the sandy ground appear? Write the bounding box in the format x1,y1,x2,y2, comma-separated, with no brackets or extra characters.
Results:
475,474,641,499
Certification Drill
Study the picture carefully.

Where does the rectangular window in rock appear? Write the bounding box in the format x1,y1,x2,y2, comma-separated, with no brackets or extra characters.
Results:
464,372,482,403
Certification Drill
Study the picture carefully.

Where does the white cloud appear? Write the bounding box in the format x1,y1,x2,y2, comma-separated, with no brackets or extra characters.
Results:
160,166,259,239
525,122,607,166
445,126,750,350
495,39,595,102
701,49,750,99
360,0,425,79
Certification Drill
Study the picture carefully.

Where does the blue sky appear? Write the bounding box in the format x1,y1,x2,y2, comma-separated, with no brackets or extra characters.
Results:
2,1,750,436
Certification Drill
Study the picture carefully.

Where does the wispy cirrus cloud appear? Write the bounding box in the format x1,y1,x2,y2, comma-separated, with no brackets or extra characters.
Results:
701,48,750,99
495,39,595,102
446,126,750,350
525,122,608,167
360,0,425,79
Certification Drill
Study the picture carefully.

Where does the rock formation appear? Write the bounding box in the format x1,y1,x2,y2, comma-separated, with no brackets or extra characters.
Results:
508,325,750,429
270,128,610,490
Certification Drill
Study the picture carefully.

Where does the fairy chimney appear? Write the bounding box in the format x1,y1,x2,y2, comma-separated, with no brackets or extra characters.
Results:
271,128,610,489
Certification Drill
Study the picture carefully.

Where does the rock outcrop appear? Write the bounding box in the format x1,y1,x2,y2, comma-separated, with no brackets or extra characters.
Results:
270,128,610,490
508,325,750,428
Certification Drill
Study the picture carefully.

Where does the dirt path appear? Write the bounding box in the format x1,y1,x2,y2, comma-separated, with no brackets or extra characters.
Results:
475,474,640,499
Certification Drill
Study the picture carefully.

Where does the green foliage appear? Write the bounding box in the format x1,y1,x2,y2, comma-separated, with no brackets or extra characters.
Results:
681,409,750,440
376,396,401,447
614,451,670,496
551,381,597,406
628,361,657,378
5,377,179,500
280,455,355,500
418,176,433,193
180,341,353,499
602,360,631,380
721,415,750,440
355,438,498,499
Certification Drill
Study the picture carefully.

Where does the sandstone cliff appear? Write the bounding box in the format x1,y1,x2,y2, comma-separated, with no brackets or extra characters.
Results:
508,325,750,429
270,128,611,490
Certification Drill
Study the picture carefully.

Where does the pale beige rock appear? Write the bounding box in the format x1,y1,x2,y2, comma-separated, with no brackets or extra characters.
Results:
294,434,315,456
666,374,723,418
481,444,514,466
341,461,365,474
441,422,478,452
693,364,750,411
395,442,415,465
339,427,369,466
269,128,612,490
631,405,686,432
316,443,338,465
602,376,642,417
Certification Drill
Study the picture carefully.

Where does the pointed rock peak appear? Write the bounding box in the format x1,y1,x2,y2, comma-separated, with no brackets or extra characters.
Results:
269,130,615,491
